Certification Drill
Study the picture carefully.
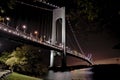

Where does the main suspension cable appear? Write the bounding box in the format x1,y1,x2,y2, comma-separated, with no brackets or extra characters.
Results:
67,18,85,54
34,0,60,8
16,1,53,11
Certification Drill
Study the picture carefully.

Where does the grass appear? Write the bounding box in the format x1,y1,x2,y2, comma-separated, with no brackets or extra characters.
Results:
7,72,43,80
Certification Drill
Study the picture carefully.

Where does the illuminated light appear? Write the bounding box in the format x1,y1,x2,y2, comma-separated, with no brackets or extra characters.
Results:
6,17,10,21
34,30,39,39
26,37,30,39
22,25,26,29
46,40,50,44
6,17,10,26
43,35,46,39
22,25,27,33
3,28,7,31
16,33,20,36
1,9,4,13
23,35,27,38
29,37,32,40
33,38,36,42
8,30,12,33
35,39,38,42
34,31,38,35
12,31,16,34
39,41,42,43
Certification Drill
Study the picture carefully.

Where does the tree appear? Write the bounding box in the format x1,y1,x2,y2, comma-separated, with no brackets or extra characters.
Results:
64,0,120,40
0,45,48,76
0,0,16,14
0,51,10,63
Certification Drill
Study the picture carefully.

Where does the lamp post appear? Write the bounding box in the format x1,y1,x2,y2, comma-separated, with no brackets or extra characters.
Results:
16,25,19,31
34,30,38,39
43,35,46,42
22,25,27,33
6,17,10,26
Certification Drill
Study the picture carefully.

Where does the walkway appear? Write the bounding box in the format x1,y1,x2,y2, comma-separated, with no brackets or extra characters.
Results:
0,70,12,80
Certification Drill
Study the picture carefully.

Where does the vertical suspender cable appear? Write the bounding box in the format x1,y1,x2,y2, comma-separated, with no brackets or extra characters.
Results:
67,33,76,50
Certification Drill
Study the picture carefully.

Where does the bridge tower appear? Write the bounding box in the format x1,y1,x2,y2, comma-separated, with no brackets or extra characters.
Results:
50,7,66,67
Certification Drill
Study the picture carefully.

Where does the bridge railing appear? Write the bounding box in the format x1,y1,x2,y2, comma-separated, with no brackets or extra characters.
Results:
0,22,64,50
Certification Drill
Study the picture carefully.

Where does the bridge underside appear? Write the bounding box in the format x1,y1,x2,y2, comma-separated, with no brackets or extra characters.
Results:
54,55,91,66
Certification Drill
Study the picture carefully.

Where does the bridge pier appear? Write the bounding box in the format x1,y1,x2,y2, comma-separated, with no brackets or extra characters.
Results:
62,52,67,68
49,50,55,67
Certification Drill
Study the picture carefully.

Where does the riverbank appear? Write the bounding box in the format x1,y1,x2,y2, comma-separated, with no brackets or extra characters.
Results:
7,72,43,80
49,65,90,71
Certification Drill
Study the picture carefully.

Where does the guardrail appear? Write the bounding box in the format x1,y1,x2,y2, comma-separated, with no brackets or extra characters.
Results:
0,70,12,80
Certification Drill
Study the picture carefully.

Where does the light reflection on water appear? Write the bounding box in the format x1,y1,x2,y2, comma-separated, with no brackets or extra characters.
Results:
71,68,93,80
44,68,93,80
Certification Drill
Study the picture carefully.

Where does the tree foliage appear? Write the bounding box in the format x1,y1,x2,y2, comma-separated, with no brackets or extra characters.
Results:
66,0,98,21
0,45,48,77
0,51,11,63
0,0,16,14
64,0,120,40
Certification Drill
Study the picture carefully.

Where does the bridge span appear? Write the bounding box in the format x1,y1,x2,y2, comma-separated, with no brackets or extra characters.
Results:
0,22,93,66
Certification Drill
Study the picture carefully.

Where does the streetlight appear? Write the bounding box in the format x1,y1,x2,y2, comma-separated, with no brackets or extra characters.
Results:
43,35,46,42
22,25,27,33
34,30,38,39
6,17,10,26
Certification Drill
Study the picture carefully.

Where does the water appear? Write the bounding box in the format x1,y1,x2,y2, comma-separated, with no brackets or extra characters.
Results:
44,65,120,80
44,68,93,80
71,68,93,80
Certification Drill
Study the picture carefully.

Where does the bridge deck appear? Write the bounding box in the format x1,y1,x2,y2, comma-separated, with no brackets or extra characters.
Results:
0,22,93,65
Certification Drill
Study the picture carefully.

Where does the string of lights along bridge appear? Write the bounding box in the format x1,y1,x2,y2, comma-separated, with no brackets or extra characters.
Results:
0,0,93,67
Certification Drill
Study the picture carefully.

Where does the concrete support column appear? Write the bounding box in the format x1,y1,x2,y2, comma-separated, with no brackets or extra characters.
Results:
49,50,55,67
61,7,66,67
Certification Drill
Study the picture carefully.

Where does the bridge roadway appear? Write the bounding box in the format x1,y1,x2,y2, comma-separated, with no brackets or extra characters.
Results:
0,22,93,65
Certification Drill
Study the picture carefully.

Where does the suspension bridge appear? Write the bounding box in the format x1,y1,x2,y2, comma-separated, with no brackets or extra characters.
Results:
0,0,93,68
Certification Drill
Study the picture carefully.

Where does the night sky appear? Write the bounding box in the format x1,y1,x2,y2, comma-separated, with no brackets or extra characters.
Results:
0,0,120,65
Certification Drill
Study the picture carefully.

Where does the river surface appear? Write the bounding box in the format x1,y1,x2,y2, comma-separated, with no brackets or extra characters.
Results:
44,65,120,80
44,68,93,80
